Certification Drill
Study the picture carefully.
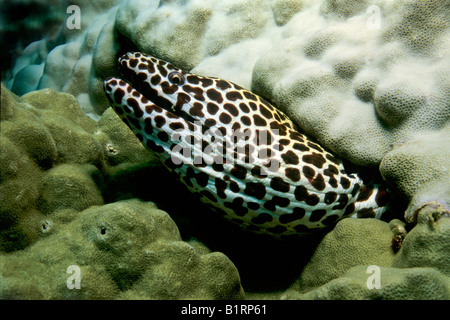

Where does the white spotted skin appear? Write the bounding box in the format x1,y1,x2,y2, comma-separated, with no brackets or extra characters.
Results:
103,52,390,238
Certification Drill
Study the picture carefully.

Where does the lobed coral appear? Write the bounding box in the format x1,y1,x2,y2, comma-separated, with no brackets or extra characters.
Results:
252,0,450,167
289,217,398,292
5,0,448,207
282,203,449,299
0,85,244,299
380,127,450,222
1,0,449,300
0,84,155,251
289,266,449,300
1,78,448,300
0,199,244,299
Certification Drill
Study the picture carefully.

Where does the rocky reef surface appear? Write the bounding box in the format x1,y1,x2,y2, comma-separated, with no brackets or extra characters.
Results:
1,0,449,299
0,85,448,299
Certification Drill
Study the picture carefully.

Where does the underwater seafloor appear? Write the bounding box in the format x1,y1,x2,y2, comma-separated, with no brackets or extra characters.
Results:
0,0,449,300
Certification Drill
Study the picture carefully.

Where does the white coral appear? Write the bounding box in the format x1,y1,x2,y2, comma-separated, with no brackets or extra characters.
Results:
5,0,450,213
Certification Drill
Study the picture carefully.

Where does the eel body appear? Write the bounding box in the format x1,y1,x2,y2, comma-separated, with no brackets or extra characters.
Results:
104,52,389,237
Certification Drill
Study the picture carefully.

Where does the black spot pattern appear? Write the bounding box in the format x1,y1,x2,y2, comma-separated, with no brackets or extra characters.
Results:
332,194,349,210
189,102,205,117
243,91,258,101
216,79,232,90
226,91,243,101
294,185,320,206
375,185,390,207
259,104,273,119
207,102,219,115
281,150,299,165
244,182,266,200
357,208,376,218
103,52,392,238
224,197,248,216
239,103,250,113
219,112,232,124
309,209,326,222
252,213,273,224
206,89,223,103
154,115,166,128
303,153,327,169
285,168,300,182
270,177,290,193
311,173,326,191
264,196,290,211
230,164,247,180
126,97,143,118
114,88,125,104
340,177,351,189
253,114,267,126
215,178,227,199
279,207,306,224
224,103,239,116
324,192,337,205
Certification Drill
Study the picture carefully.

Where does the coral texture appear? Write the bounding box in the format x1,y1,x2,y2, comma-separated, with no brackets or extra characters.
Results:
6,0,449,164
380,127,450,221
1,0,449,300
1,82,448,300
289,266,449,300
282,202,450,299
290,218,397,291
5,1,448,215
0,200,244,299
0,85,244,299
0,84,154,251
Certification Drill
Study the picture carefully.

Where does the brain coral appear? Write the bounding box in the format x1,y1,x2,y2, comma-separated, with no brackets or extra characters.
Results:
0,84,246,299
5,0,448,168
380,127,450,221
0,200,244,299
0,84,155,251
2,0,450,300
289,217,398,292
252,0,450,166
282,202,450,300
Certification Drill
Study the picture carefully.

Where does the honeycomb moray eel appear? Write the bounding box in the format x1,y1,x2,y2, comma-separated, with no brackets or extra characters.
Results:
104,52,390,238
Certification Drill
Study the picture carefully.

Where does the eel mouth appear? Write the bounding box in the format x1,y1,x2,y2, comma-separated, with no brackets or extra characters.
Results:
114,52,197,124
118,54,174,111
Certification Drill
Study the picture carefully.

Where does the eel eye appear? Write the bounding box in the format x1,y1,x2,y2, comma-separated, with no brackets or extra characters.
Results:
168,72,185,85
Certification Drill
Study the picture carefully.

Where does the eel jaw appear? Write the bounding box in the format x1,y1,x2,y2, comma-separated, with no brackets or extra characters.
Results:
110,53,198,124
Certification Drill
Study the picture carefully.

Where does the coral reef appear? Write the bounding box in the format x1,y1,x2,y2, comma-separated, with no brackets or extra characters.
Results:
1,0,449,300
1,84,448,300
288,266,449,300
6,0,121,116
281,203,449,299
0,199,244,299
5,0,448,213
0,0,66,76
0,84,154,251
380,127,450,222
6,1,449,163
290,218,398,292
252,0,450,167
0,85,244,299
